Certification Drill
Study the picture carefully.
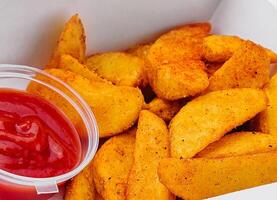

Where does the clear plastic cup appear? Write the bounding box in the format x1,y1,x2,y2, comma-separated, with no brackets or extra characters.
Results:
0,64,99,200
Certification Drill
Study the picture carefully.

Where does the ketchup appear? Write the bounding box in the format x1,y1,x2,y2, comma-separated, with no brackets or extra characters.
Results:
0,89,81,178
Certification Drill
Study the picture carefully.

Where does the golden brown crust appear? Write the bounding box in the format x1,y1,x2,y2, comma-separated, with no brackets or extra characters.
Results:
158,153,277,199
170,88,267,159
47,14,86,68
208,40,270,91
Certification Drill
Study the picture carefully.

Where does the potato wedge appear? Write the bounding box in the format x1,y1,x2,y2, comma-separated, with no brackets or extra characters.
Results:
256,74,277,135
203,35,277,63
149,60,209,100
147,23,211,66
65,165,95,200
146,23,210,100
158,152,277,199
143,97,183,122
196,132,277,158
208,40,270,91
59,54,106,83
92,128,136,200
85,52,144,87
203,35,243,63
170,88,267,159
28,69,144,137
47,14,86,68
127,110,173,200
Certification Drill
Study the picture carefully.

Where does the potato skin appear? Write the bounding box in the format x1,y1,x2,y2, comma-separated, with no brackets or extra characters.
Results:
158,152,277,200
208,40,270,91
196,131,277,158
65,165,95,200
126,111,173,200
28,69,144,137
47,14,86,68
169,88,267,159
92,129,136,200
85,52,144,87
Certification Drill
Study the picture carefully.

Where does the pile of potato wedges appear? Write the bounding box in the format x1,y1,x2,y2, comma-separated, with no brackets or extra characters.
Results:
27,14,277,200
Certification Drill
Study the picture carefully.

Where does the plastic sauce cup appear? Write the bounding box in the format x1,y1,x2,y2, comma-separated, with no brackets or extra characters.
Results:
0,65,99,200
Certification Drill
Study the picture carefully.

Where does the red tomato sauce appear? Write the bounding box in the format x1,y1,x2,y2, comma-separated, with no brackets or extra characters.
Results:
0,89,81,178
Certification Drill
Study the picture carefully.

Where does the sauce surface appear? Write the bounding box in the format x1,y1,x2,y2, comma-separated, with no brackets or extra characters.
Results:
0,89,81,178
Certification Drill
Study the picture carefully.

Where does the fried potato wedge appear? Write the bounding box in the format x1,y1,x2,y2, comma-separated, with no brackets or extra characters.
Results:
149,60,209,100
47,14,86,68
196,132,277,158
143,97,183,122
28,69,144,137
85,52,144,86
127,110,173,200
256,74,277,135
59,54,106,83
158,152,277,199
65,165,95,200
203,35,277,63
169,88,267,159
208,40,270,91
92,129,136,200
147,23,211,65
146,23,210,100
203,35,242,63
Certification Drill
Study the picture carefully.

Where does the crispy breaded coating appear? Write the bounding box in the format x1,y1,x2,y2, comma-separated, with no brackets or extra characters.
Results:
256,74,277,135
208,40,270,91
148,23,211,65
143,97,183,122
127,111,173,200
196,132,277,158
203,35,277,63
59,54,106,83
65,165,95,200
85,52,144,87
47,14,86,68
146,23,210,100
93,129,136,200
149,60,209,100
170,88,267,159
28,69,144,137
158,152,277,199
